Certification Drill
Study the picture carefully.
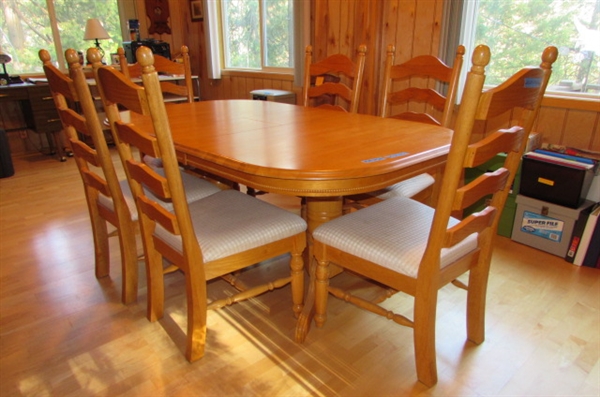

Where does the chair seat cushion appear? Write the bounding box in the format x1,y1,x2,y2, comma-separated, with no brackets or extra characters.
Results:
143,155,163,169
313,196,478,278
98,169,221,220
370,173,435,200
155,189,307,262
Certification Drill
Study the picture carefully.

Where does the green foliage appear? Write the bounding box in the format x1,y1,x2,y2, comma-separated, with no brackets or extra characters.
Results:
475,0,600,93
222,0,292,69
0,0,121,74
264,0,292,68
223,0,260,68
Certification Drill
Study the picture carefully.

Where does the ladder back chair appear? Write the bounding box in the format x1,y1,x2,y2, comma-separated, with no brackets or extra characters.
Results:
119,45,238,189
92,48,223,204
293,44,367,210
302,44,367,113
380,44,465,126
347,45,467,209
297,45,558,387
92,46,308,362
118,45,194,103
39,48,139,304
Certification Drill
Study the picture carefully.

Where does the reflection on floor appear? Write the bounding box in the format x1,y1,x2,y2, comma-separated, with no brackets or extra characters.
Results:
0,151,598,396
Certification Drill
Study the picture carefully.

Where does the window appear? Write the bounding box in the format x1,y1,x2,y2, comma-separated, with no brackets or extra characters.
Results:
0,0,122,74
459,0,600,98
219,0,294,72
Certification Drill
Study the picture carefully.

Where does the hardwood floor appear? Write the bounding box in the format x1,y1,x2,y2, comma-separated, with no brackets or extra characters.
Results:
1,151,598,396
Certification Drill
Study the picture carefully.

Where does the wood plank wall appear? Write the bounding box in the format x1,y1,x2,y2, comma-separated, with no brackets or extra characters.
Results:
116,0,600,151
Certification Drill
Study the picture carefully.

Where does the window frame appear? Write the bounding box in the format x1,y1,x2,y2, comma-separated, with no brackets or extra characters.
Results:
205,0,306,80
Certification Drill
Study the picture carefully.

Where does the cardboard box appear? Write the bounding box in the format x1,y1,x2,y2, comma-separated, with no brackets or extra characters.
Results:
519,155,594,208
511,195,595,257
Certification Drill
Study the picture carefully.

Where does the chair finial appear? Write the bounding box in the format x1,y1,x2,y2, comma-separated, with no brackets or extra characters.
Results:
471,45,491,73
541,46,558,69
38,49,51,63
136,46,155,73
65,49,80,69
87,47,102,65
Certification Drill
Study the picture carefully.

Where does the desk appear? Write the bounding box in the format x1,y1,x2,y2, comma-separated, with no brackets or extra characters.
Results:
0,82,65,160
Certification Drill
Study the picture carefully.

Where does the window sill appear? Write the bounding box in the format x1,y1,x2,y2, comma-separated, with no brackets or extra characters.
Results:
220,69,294,81
542,94,600,112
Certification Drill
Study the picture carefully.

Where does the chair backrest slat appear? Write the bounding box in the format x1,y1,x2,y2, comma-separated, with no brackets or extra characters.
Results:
444,206,496,248
137,195,180,235
464,126,525,168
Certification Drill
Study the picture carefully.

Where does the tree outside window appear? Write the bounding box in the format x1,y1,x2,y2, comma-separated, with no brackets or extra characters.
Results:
221,0,293,71
474,0,600,95
0,0,121,74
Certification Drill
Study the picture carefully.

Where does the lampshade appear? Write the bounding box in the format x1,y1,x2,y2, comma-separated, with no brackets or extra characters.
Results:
0,52,12,64
84,18,109,41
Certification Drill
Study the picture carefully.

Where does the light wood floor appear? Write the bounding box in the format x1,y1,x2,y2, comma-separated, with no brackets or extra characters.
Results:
1,151,599,397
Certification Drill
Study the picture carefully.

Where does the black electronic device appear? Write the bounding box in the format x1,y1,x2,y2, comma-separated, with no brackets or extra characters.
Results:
123,39,171,64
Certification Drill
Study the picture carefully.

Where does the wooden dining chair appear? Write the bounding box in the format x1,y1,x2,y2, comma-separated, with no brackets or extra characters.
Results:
118,45,194,103
381,44,466,125
39,48,139,304
302,44,367,113
346,45,466,209
118,45,239,189
284,44,368,208
297,45,558,387
92,46,308,362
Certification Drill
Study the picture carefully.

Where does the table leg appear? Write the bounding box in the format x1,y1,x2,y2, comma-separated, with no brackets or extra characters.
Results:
295,196,342,343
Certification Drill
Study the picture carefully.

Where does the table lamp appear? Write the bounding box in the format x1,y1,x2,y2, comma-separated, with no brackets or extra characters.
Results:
84,18,110,61
0,52,12,85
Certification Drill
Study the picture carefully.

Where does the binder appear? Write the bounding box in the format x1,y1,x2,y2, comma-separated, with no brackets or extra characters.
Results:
573,203,600,266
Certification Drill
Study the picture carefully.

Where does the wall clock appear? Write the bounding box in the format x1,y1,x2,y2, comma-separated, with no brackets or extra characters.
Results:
145,0,172,35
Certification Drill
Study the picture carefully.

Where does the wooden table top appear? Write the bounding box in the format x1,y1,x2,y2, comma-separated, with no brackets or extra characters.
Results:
130,100,453,197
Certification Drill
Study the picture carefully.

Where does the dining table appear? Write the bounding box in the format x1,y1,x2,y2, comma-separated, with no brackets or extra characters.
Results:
130,99,453,339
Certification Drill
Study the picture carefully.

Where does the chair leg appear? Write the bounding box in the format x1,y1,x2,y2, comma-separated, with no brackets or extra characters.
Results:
117,221,138,304
90,210,110,279
466,250,492,344
290,239,306,318
314,255,330,328
146,247,165,322
185,260,208,363
413,287,439,387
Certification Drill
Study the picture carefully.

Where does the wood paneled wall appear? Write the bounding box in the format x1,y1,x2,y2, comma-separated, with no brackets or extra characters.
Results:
133,0,600,151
